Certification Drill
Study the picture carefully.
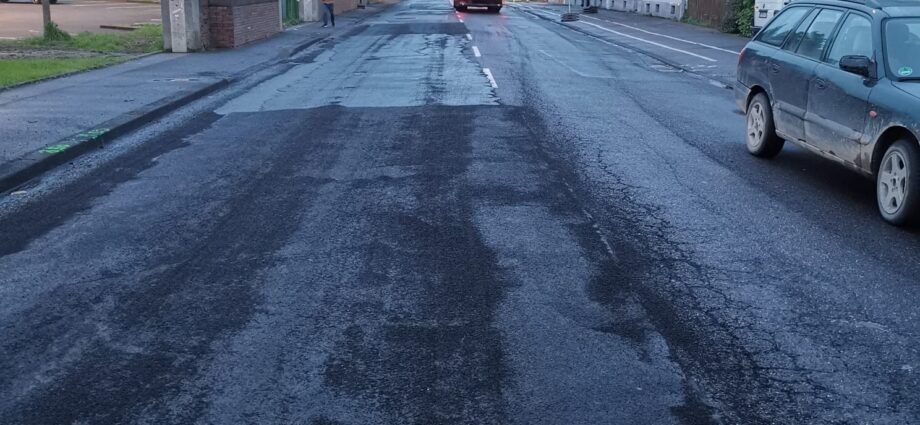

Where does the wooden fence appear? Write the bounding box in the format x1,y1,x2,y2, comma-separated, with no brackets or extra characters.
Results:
685,0,731,30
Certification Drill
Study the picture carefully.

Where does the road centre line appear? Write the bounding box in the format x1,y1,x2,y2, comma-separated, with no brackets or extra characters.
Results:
483,68,498,88
577,20,717,62
581,15,740,55
466,33,473,40
473,46,481,57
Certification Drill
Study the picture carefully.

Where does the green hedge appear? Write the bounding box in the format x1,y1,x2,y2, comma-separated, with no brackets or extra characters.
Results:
736,0,755,37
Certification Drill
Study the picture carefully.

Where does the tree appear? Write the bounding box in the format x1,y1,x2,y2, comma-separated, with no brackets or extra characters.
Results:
42,0,51,36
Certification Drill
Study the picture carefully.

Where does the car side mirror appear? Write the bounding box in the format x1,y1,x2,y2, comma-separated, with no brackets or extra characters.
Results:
839,55,874,79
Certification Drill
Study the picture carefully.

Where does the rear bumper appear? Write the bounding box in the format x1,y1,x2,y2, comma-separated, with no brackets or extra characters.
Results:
734,81,750,114
454,0,502,6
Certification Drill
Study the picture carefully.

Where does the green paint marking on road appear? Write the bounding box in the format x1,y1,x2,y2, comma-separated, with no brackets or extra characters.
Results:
40,128,110,154
70,128,110,142
40,144,71,154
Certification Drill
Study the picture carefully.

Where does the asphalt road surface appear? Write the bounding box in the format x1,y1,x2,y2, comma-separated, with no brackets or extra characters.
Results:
2,0,920,424
0,0,161,39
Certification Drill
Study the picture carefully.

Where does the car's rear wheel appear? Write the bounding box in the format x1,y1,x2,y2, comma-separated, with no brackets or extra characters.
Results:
746,93,784,158
877,140,920,226
454,5,467,11
488,6,501,12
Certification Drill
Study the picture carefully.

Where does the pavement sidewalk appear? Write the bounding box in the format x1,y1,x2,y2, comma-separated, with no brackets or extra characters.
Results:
0,5,386,193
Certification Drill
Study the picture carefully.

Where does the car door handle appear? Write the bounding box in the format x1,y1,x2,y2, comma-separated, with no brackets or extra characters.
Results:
815,78,828,89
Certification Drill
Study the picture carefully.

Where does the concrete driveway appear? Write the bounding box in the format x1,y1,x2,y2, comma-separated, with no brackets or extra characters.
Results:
0,0,162,40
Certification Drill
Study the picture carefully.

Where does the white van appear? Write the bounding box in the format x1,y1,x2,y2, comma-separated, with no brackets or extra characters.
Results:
753,0,790,31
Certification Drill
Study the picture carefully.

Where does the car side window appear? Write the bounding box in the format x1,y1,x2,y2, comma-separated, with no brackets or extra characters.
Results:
783,9,820,51
757,7,812,46
797,9,845,60
826,14,873,65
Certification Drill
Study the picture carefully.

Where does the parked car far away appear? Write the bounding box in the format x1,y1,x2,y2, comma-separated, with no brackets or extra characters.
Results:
736,0,920,226
453,0,502,13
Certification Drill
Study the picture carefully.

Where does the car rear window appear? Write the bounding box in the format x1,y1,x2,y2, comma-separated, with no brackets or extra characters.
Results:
758,7,812,46
886,18,920,79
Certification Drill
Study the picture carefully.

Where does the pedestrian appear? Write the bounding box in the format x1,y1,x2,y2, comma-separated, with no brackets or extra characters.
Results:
322,0,335,27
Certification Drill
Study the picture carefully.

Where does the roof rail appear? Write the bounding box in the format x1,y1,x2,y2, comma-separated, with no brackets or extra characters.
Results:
832,0,886,8
854,0,918,8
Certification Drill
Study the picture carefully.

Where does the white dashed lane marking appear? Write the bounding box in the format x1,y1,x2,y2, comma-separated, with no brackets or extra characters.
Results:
482,68,498,88
472,46,481,57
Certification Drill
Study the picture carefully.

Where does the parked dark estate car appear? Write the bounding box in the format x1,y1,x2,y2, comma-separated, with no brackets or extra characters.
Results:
736,0,920,225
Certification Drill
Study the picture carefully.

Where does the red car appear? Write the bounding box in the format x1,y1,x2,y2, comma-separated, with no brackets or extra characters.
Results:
454,0,501,13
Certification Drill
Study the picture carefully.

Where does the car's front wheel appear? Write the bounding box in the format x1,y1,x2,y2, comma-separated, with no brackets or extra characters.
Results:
877,140,920,226
746,93,784,158
488,6,501,12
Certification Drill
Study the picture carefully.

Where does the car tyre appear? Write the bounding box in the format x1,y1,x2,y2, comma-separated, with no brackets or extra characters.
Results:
488,6,501,12
454,5,467,11
876,139,920,226
745,93,784,158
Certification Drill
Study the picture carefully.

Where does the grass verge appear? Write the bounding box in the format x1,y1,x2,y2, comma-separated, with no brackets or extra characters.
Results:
0,57,127,88
0,25,162,88
0,25,163,53
16,25,164,53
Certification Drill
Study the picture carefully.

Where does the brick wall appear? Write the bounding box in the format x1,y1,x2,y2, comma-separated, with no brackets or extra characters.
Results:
207,0,281,48
333,0,358,13
199,0,212,48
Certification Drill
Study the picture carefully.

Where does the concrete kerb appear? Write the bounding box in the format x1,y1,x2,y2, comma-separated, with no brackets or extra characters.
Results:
0,79,229,193
0,3,391,194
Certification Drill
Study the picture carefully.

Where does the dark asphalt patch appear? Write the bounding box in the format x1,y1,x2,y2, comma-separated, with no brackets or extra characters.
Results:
0,104,510,423
1,107,349,423
497,104,725,424
322,105,507,423
0,113,221,259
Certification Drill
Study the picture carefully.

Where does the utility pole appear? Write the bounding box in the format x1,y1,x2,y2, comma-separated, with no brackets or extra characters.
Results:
167,0,202,52
41,0,51,33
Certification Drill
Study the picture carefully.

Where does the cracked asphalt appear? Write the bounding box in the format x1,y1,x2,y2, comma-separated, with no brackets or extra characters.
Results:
2,0,920,423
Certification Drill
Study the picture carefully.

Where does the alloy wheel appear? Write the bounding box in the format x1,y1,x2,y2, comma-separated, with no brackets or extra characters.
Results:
879,150,910,215
747,102,766,150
